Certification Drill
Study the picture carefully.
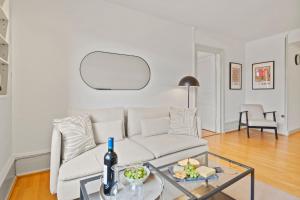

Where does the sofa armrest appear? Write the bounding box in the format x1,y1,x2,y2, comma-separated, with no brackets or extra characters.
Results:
196,116,202,138
50,126,62,194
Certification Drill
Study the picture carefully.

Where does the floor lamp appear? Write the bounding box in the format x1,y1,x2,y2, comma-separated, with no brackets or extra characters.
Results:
178,76,200,108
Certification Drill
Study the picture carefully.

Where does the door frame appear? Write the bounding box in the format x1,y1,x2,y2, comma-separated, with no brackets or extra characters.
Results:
194,44,225,133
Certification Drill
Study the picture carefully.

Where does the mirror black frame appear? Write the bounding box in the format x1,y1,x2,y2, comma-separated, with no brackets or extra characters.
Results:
80,51,151,90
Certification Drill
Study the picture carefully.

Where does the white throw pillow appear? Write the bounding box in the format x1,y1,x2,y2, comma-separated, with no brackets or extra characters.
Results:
127,107,170,137
54,115,96,163
141,117,170,137
92,120,124,144
168,107,198,137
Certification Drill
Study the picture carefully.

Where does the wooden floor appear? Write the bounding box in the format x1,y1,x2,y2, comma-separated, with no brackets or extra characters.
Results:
9,171,56,200
9,130,300,200
205,130,300,197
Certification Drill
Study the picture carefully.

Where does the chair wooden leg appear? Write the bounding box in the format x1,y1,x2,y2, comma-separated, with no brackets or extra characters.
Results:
247,127,250,138
238,113,242,131
261,128,263,132
275,128,278,140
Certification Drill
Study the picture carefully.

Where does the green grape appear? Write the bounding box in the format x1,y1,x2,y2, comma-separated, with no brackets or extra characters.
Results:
124,167,148,180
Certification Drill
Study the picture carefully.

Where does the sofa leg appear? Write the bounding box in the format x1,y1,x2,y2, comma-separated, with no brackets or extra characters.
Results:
247,127,250,138
275,128,278,140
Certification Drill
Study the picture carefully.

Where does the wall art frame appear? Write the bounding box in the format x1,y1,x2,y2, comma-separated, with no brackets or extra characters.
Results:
229,62,242,90
252,61,275,90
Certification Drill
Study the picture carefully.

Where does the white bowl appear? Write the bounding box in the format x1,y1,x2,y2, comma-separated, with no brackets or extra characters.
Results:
124,166,150,184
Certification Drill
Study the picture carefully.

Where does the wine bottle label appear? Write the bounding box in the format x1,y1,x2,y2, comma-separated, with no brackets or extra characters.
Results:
103,165,108,185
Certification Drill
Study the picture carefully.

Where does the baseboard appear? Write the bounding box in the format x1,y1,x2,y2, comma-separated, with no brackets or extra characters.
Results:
14,150,50,176
0,157,16,200
0,150,51,199
288,128,300,135
14,149,50,160
5,176,16,200
224,120,239,133
17,168,50,177
0,156,14,187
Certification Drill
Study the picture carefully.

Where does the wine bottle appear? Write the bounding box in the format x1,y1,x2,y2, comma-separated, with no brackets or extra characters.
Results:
103,137,118,195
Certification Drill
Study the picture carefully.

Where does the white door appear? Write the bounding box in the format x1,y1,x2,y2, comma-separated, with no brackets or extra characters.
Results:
196,52,216,132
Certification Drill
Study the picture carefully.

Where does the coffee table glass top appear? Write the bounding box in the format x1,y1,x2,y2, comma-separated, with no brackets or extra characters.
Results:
80,163,191,200
156,151,254,200
80,151,254,200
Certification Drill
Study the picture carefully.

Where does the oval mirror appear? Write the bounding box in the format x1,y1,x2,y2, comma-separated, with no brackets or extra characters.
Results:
80,51,151,90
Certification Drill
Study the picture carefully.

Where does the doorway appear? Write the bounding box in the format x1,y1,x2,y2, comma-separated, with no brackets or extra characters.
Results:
196,51,216,132
195,45,224,134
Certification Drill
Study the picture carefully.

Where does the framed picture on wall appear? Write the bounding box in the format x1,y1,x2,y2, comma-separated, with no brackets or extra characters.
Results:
252,61,275,90
229,62,242,90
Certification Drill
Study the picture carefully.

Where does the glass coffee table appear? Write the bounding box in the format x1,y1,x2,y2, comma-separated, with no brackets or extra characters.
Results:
80,151,254,200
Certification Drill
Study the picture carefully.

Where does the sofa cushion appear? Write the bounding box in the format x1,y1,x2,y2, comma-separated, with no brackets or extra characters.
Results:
68,107,124,123
93,139,155,168
127,107,170,137
93,120,124,144
59,139,155,181
141,117,170,137
59,147,101,181
130,134,207,158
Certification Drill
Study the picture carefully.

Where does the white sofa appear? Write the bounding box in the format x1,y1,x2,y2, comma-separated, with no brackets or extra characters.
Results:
50,107,208,200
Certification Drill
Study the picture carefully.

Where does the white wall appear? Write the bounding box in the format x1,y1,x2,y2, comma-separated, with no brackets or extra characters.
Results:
0,0,12,184
11,0,70,154
245,33,287,134
288,29,300,44
66,1,193,109
11,0,193,154
11,0,246,155
287,42,300,133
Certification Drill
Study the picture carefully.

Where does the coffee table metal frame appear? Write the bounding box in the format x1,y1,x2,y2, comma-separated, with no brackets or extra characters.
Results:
79,151,254,200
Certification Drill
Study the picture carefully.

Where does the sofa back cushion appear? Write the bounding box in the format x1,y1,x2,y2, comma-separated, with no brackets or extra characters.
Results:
69,108,125,142
141,117,170,137
93,120,124,144
69,107,125,123
127,107,169,137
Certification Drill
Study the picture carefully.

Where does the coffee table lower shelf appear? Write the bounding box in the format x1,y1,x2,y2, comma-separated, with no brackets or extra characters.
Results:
175,185,235,200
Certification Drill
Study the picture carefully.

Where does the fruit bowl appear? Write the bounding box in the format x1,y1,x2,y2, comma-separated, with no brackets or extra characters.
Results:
123,165,150,184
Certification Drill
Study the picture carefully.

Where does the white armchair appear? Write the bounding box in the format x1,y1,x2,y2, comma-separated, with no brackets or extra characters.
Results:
238,104,278,139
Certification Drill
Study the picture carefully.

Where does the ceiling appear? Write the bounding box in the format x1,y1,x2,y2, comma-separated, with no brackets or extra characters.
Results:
107,0,300,41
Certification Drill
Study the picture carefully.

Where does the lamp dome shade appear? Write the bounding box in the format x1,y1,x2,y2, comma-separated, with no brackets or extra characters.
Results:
178,76,199,87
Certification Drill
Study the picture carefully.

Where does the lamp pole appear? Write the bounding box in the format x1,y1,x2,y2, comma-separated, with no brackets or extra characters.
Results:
187,86,190,108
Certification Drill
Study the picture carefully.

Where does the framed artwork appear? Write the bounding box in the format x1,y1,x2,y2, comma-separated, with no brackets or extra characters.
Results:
0,65,8,95
229,62,242,90
252,61,274,90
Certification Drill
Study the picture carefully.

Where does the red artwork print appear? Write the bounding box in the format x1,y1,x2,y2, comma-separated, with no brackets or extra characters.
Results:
252,61,274,89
